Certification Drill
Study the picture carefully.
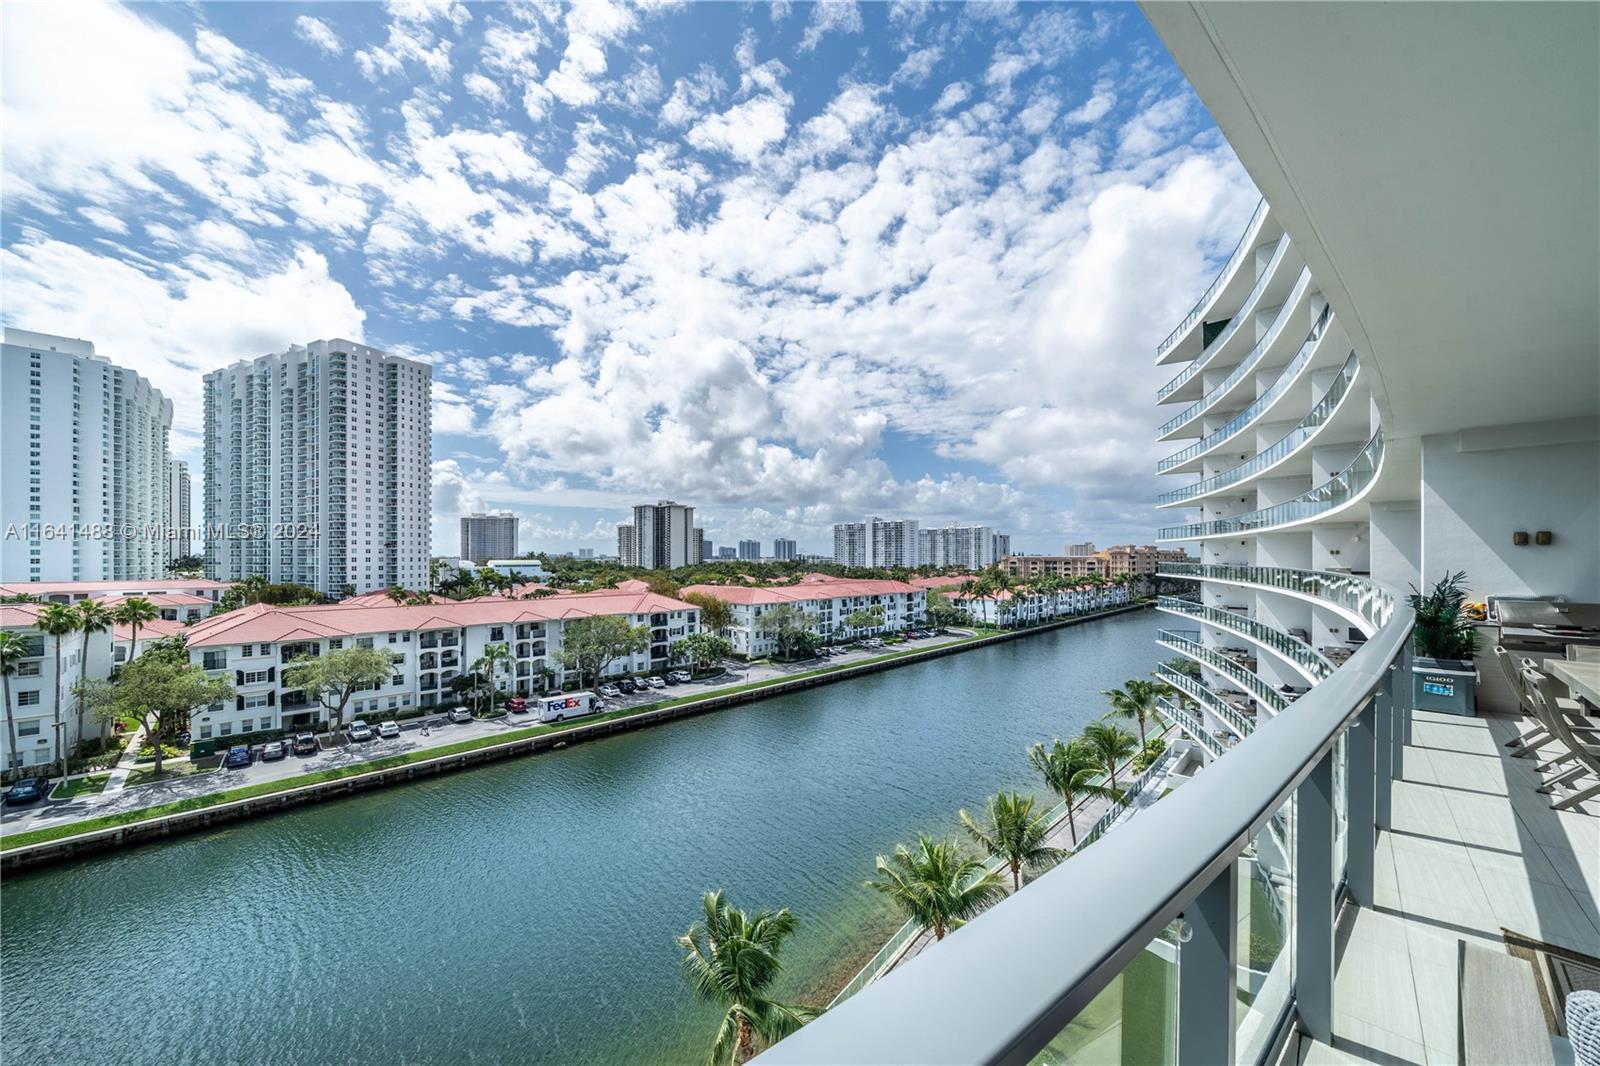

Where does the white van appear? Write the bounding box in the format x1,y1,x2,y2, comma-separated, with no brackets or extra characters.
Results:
539,691,601,724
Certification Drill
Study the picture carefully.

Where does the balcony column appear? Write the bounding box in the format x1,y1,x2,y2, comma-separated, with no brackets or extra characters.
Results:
1295,748,1336,1044
1346,696,1377,906
1177,861,1238,1065
1374,662,1395,830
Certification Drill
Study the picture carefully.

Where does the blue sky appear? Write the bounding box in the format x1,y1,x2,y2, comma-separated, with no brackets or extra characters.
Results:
1,1,1256,557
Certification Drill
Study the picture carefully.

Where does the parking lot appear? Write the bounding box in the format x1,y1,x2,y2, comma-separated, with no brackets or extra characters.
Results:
1,629,973,837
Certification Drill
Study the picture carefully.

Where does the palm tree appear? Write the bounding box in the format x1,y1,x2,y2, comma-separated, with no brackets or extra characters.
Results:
1103,678,1163,747
1082,720,1140,794
74,600,114,742
959,791,1065,891
479,642,512,715
112,597,160,668
865,835,1006,941
1027,738,1114,848
36,603,80,780
677,890,814,1065
0,631,28,783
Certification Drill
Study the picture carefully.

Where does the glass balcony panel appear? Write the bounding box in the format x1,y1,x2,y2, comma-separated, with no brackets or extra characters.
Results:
1156,565,1393,631
1236,791,1295,1065
1334,732,1349,882
1026,930,1179,1066
1157,233,1291,401
1158,350,1359,505
1156,198,1268,359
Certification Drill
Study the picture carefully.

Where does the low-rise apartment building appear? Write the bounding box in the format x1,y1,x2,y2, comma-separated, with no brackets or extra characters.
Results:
1001,547,1190,580
0,602,105,772
678,574,927,656
0,578,232,606
950,583,1133,627
179,589,701,740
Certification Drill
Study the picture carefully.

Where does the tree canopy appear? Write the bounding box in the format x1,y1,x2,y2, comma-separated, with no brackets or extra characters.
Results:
281,645,396,732
557,615,651,688
78,651,233,774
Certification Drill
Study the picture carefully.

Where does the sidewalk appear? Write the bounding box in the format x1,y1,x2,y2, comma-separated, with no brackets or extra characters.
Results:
101,726,147,794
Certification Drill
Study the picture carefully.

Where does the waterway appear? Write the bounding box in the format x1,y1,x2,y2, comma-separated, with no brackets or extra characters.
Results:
0,610,1164,1066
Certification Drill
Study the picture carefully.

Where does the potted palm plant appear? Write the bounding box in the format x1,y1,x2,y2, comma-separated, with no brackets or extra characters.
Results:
1407,571,1479,715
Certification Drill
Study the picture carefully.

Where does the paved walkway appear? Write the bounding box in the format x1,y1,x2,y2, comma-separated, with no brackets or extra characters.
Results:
102,725,146,794
1302,710,1598,1065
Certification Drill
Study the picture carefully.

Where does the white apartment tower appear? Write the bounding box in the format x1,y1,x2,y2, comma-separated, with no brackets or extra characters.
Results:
166,459,192,567
772,537,797,561
1,328,173,582
919,524,1007,569
631,501,695,570
832,517,920,568
617,524,638,566
203,339,431,596
460,512,518,564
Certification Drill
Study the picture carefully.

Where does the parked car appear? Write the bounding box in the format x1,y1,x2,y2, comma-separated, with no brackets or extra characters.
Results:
223,745,253,769
3,777,49,805
377,721,401,739
666,670,691,684
347,721,374,742
646,676,666,689
292,733,318,756
618,679,637,694
598,684,621,698
260,741,286,761
447,707,473,724
505,697,527,714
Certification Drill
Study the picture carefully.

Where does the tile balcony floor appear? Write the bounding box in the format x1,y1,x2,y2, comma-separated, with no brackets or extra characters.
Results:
1305,710,1600,1065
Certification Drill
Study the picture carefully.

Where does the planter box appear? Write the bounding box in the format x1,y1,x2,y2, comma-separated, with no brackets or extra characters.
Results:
1412,657,1478,715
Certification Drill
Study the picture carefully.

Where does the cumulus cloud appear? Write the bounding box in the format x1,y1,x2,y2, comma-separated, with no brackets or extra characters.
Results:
294,15,343,56
799,1,863,52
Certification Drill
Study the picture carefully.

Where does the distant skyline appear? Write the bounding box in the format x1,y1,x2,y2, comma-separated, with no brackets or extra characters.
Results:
1,1,1257,558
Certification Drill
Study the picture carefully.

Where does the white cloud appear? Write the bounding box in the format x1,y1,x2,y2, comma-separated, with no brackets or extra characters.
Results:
2,232,364,456
687,95,790,162
463,72,505,107
78,206,128,234
294,15,344,56
799,0,863,52
1065,78,1115,124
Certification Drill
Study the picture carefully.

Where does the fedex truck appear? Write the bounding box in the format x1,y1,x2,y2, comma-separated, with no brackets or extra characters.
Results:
539,691,601,724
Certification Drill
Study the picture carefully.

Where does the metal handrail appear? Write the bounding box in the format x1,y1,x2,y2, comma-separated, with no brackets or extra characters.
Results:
1158,350,1359,504
1155,199,1270,359
1159,269,1316,438
1157,629,1287,713
755,598,1414,1066
1159,429,1384,540
1157,597,1333,681
1156,232,1290,401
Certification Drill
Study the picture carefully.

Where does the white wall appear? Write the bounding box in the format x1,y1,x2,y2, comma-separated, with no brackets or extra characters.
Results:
1368,501,1421,596
1421,417,1600,601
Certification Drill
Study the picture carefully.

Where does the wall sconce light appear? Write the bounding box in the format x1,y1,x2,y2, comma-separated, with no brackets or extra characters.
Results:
1513,531,1530,546
1535,531,1553,545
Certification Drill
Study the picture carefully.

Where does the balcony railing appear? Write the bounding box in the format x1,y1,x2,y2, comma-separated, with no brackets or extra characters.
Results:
1156,696,1228,758
1158,597,1333,680
1160,429,1383,540
1156,232,1290,401
1157,563,1392,633
1158,665,1254,739
1157,629,1287,713
1158,349,1358,505
1154,199,1269,359
1158,318,1337,473
1159,269,1316,438
758,588,1414,1066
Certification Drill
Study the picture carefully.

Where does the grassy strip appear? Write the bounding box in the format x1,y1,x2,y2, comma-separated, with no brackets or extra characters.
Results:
124,762,215,790
2,611,1126,853
50,774,113,800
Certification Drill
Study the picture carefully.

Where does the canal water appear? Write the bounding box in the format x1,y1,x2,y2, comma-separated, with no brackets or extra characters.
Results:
0,610,1163,1066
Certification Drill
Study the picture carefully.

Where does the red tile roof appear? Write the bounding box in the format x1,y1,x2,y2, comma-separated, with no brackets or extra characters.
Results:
182,589,699,648
95,593,214,608
678,575,923,606
112,618,188,643
0,579,231,596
